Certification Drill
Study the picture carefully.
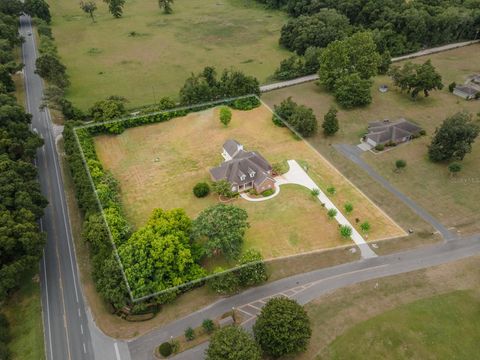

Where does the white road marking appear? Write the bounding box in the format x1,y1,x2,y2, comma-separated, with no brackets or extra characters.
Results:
78,308,81,317
83,343,87,354
114,342,122,360
42,251,54,360
80,324,83,334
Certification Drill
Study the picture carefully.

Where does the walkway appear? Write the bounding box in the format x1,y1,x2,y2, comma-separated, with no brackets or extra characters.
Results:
334,144,454,240
279,160,377,259
259,40,480,93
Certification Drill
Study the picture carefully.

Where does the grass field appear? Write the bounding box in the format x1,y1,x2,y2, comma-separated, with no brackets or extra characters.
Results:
3,271,45,360
300,255,480,359
262,44,480,235
321,291,480,360
94,104,404,260
48,0,289,109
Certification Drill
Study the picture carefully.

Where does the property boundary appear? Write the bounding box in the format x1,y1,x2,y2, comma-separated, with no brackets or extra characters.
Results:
74,94,405,303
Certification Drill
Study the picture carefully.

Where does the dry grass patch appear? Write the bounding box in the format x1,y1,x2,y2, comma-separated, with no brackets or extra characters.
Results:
94,104,403,259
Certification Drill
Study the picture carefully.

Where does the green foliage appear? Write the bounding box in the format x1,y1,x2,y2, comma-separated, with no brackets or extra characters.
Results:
448,162,462,175
395,159,407,171
219,106,232,127
319,31,380,92
184,327,195,341
272,161,289,175
238,249,268,287
202,319,216,334
280,9,351,54
273,97,317,137
231,96,260,110
322,106,339,136
448,81,457,93
253,297,312,358
360,221,371,233
179,67,260,106
262,188,274,197
208,267,240,295
158,0,174,14
378,50,392,75
340,225,353,239
327,208,337,219
375,144,385,151
89,95,128,122
35,52,70,88
311,188,320,197
334,73,373,108
119,208,206,298
193,204,249,260
24,0,51,23
211,179,235,198
326,186,336,195
206,326,262,360
0,313,10,360
158,342,172,357
344,202,353,214
428,112,479,162
193,182,210,198
104,0,125,18
80,1,97,22
389,60,443,99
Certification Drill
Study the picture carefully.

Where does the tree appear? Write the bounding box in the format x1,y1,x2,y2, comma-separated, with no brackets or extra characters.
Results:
24,0,51,23
253,297,311,358
118,208,206,298
219,106,232,127
80,1,97,22
192,204,249,260
340,225,352,239
360,221,371,233
448,162,462,176
273,97,296,126
206,326,262,360
273,98,317,137
193,182,210,198
318,32,381,91
207,267,240,295
334,73,373,108
428,112,480,162
238,249,268,286
35,53,69,88
395,159,407,172
322,106,339,136
389,60,443,99
103,0,125,18
211,179,234,199
89,95,127,122
158,0,173,14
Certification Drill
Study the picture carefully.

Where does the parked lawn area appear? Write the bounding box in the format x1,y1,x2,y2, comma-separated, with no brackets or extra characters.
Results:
48,0,289,109
94,105,404,260
321,291,480,360
300,255,480,360
3,270,45,360
262,44,480,235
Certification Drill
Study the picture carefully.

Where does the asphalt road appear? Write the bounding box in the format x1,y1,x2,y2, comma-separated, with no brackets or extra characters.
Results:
20,15,132,360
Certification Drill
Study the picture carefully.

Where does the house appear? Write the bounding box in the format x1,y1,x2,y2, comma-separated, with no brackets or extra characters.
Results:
453,85,478,100
364,119,422,147
210,140,276,194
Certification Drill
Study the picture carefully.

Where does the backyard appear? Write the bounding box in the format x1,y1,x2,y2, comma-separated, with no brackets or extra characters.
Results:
48,0,289,109
94,104,404,261
262,44,480,235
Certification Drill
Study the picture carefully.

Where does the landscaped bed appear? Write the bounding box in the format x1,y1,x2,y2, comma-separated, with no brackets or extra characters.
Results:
93,103,404,263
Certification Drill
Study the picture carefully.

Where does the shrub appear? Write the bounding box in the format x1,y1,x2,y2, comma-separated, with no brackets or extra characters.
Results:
185,327,195,341
344,202,353,214
340,225,353,239
419,129,426,136
202,319,216,334
272,161,289,175
395,159,407,171
208,267,240,295
326,186,336,195
448,162,462,175
327,208,337,219
262,189,274,197
219,106,232,127
170,339,180,354
206,326,262,360
193,182,210,198
238,249,268,287
212,180,235,198
360,221,371,233
375,144,385,151
311,188,320,197
158,342,172,357
231,96,260,110
448,81,456,93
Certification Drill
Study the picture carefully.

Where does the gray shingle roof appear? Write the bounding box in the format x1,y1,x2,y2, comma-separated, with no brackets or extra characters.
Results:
366,119,422,144
223,139,242,158
455,85,478,96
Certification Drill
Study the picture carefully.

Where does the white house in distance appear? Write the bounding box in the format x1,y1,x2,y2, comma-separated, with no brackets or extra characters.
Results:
453,74,480,100
210,140,276,194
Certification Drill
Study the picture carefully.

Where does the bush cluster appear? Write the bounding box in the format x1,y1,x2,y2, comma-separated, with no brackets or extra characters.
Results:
0,313,11,360
273,97,317,137
193,182,210,198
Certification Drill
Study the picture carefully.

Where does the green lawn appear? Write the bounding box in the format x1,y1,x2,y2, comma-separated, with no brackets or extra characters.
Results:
319,290,480,360
49,0,289,109
262,44,480,236
3,270,45,360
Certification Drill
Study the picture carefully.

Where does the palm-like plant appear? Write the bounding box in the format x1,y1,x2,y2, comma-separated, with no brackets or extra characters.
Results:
158,0,173,14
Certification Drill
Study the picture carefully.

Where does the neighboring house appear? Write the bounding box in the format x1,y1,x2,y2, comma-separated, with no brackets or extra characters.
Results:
365,119,422,147
453,74,480,100
210,140,276,193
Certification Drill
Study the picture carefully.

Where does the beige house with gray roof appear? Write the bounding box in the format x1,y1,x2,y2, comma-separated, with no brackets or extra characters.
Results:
210,140,276,193
365,119,422,146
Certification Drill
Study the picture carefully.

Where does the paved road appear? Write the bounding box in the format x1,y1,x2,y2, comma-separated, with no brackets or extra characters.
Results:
20,15,130,360
334,144,453,240
129,234,480,359
259,40,480,92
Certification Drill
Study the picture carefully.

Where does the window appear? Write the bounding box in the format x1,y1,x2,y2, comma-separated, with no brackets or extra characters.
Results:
240,175,246,181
